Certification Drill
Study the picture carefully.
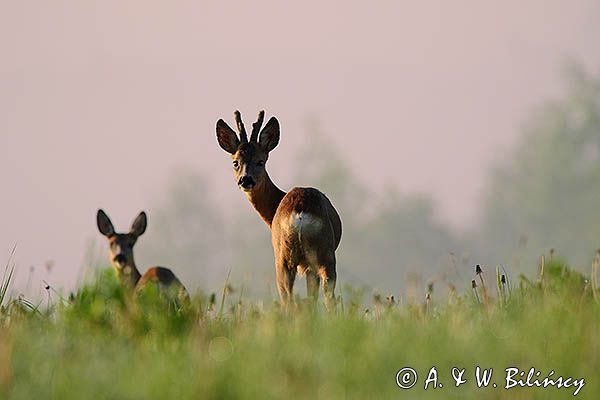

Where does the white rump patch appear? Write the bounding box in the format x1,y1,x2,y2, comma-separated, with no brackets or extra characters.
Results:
288,212,323,235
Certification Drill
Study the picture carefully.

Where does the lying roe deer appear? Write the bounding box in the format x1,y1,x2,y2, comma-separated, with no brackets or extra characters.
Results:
96,209,189,304
216,110,342,307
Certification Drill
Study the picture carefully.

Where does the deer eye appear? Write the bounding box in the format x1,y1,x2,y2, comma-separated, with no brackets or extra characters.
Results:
256,160,265,167
232,160,239,169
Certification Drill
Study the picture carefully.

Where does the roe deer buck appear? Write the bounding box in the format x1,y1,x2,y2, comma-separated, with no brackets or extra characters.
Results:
216,110,342,307
96,209,189,304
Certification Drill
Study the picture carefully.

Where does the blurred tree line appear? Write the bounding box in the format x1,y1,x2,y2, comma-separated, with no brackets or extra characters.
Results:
138,65,600,299
476,65,600,273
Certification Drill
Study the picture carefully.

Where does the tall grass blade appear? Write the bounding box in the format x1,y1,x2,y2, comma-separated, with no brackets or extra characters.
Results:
592,250,599,303
219,267,232,317
1,244,17,308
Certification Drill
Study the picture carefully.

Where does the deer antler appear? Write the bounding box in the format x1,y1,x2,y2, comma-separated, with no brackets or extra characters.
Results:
250,110,265,142
234,110,248,143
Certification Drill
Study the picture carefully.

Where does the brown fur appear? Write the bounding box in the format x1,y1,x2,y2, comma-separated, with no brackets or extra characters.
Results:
216,111,342,307
137,266,177,285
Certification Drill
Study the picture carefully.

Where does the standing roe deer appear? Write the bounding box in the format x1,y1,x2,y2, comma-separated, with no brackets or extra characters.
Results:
96,209,189,304
216,110,342,307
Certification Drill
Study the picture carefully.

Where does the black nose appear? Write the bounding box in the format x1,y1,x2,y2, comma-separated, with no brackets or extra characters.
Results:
238,176,255,189
113,254,127,264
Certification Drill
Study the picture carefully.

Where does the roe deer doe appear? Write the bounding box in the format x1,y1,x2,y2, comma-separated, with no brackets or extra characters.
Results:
216,110,342,307
96,209,189,304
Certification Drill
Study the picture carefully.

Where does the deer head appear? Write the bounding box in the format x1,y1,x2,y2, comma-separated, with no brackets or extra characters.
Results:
96,209,147,285
216,110,280,193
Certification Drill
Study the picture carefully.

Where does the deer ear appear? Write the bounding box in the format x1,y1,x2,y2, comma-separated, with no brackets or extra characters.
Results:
216,119,240,154
130,211,147,237
259,117,280,152
97,209,115,237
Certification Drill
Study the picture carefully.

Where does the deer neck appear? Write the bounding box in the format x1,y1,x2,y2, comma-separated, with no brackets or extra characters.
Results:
246,172,286,227
115,260,142,288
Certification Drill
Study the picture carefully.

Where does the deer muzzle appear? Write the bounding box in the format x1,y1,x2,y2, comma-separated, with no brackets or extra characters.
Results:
238,175,256,191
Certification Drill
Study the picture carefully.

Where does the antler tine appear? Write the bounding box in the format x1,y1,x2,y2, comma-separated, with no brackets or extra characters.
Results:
250,110,265,142
234,110,248,143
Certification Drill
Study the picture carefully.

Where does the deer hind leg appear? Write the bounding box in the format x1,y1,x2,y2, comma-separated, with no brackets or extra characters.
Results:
318,251,337,311
305,269,320,302
275,257,296,307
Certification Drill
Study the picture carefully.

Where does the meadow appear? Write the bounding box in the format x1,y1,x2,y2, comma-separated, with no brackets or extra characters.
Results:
0,256,598,400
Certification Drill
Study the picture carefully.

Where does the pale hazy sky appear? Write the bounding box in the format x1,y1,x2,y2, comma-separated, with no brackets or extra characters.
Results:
1,1,599,292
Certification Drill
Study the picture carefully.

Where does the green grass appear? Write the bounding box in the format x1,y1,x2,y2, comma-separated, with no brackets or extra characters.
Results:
0,259,598,399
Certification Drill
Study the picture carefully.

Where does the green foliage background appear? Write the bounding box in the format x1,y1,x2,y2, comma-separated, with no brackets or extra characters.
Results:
479,66,600,270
